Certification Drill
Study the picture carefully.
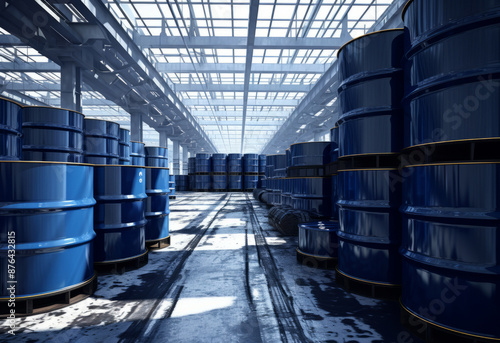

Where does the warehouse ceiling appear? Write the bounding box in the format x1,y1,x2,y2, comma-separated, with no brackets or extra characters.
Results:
0,0,398,153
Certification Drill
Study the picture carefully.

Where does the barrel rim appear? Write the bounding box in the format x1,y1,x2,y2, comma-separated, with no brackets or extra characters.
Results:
93,249,149,264
338,167,398,172
130,140,146,144
337,28,405,57
144,166,170,170
145,145,168,149
403,137,500,150
0,96,24,108
23,105,85,117
285,176,330,179
296,248,337,260
403,161,500,169
0,160,93,167
401,0,414,22
92,163,148,168
119,128,130,132
266,153,286,156
331,125,339,130
336,267,400,287
339,152,400,159
84,117,120,126
289,141,332,147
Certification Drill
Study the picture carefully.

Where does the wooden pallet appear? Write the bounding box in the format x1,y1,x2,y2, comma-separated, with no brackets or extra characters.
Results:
94,250,149,275
146,236,171,250
335,268,401,300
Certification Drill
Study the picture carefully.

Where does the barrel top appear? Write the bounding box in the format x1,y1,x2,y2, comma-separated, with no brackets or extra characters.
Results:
22,105,85,116
92,164,148,168
337,28,405,57
266,153,286,156
289,141,331,147
145,145,168,149
0,96,24,107
0,160,93,167
401,0,415,21
84,117,119,125
130,141,146,144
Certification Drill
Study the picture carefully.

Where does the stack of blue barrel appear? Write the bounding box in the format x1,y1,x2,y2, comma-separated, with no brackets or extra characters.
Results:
118,128,131,165
269,154,287,206
188,157,196,190
243,153,259,191
400,1,500,340
258,154,266,188
211,153,227,191
144,146,170,248
175,175,188,191
281,149,292,206
336,29,404,298
169,174,176,198
195,153,211,191
0,100,98,315
227,153,242,191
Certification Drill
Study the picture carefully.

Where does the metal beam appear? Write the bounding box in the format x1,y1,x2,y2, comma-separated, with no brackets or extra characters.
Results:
192,110,291,117
157,63,327,74
198,121,282,126
183,99,299,107
0,61,60,72
135,35,342,50
175,84,310,93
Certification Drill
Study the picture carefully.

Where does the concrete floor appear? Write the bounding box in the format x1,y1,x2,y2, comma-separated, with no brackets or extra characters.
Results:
0,192,423,343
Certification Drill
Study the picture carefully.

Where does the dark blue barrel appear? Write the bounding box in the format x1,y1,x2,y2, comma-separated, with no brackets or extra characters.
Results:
145,167,169,244
189,174,196,191
195,174,211,191
259,154,266,174
0,97,22,160
281,149,292,206
119,128,130,165
84,119,120,165
403,0,500,148
0,161,95,298
169,176,176,196
298,221,340,259
290,142,331,167
337,29,404,157
265,155,274,179
130,141,145,166
145,146,168,168
175,175,188,191
337,168,402,286
211,153,227,173
228,153,242,173
243,175,258,190
330,126,339,162
330,127,339,220
243,154,259,174
228,174,242,190
93,165,147,264
292,177,333,217
21,106,84,162
212,174,227,190
270,154,287,206
400,162,500,339
188,157,196,174
195,153,211,173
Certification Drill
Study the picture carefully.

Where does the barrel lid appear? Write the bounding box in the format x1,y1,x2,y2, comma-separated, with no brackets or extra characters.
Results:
266,153,286,156
0,96,24,107
130,140,146,144
289,141,331,147
84,117,120,125
337,28,405,57
401,0,414,21
145,145,168,149
22,105,86,117
0,160,93,167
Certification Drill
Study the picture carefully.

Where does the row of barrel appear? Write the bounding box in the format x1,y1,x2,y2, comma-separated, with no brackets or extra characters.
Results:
262,1,500,340
0,99,172,315
186,153,266,191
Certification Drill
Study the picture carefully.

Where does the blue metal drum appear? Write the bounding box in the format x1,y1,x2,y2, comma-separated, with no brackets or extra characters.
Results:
400,162,500,339
93,165,147,264
175,175,188,191
290,142,332,167
211,153,227,173
259,154,266,174
330,126,339,162
195,153,211,173
292,177,333,217
337,29,405,157
298,221,340,259
188,174,196,191
281,178,293,207
265,155,274,179
145,167,169,244
21,106,84,162
119,128,130,165
212,174,227,190
403,0,500,148
0,97,22,160
244,174,258,190
270,154,287,206
84,119,120,165
188,157,196,174
195,174,211,191
130,141,145,166
0,161,95,298
243,154,259,174
145,146,168,168
227,153,242,173
169,176,176,196
228,174,242,190
337,169,402,285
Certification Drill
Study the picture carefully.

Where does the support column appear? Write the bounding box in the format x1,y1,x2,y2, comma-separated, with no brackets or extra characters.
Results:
173,140,180,175
130,112,143,142
182,145,188,175
159,131,168,147
60,61,82,112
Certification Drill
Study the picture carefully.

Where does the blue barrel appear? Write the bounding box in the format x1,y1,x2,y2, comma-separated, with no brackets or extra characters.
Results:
119,128,130,165
337,168,402,286
21,106,84,162
270,154,287,206
0,97,22,160
228,174,242,190
243,174,258,190
195,153,211,173
403,0,500,148
195,174,211,191
330,126,339,161
84,119,120,165
228,153,242,173
212,174,227,190
188,157,196,174
337,29,404,157
292,177,333,217
400,162,500,339
145,146,168,168
175,175,189,191
93,165,147,264
211,153,227,173
145,167,169,244
259,154,266,174
0,161,95,298
290,142,331,167
188,174,196,191
298,221,340,259
130,141,145,166
243,154,259,174
169,176,176,195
